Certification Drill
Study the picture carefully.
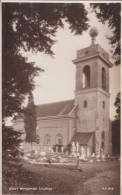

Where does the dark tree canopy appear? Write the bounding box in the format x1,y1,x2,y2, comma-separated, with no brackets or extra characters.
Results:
2,125,23,187
2,3,89,189
91,3,121,65
24,93,37,143
2,54,41,119
112,119,120,155
114,92,120,120
112,92,120,155
2,3,89,121
2,3,88,55
2,125,22,163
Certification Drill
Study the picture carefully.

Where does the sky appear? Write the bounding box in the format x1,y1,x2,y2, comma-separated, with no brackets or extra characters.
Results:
24,3,120,120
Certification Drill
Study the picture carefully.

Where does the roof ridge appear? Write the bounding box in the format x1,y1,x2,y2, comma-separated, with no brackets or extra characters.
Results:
36,99,75,118
36,99,74,107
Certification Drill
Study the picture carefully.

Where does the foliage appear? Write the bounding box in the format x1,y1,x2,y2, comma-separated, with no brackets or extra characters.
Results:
112,120,120,155
2,3,89,188
91,3,121,65
114,92,120,120
24,93,37,143
2,125,22,162
2,3,89,119
112,92,120,155
2,3,88,55
2,125,23,187
2,53,41,119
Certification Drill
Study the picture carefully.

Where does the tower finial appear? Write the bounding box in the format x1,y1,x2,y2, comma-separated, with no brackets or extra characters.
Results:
89,27,98,45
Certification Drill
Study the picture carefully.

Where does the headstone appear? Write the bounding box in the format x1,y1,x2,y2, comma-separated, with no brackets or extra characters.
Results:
101,153,105,161
92,153,95,157
40,151,46,156
76,142,79,153
81,146,86,159
72,142,75,153
72,142,76,156
87,147,90,157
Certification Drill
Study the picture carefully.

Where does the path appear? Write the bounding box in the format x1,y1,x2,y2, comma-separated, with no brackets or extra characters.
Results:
22,160,120,195
75,160,120,195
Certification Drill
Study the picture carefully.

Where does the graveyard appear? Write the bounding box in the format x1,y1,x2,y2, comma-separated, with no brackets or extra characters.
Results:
3,143,120,195
3,134,120,195
21,140,111,166
3,155,120,195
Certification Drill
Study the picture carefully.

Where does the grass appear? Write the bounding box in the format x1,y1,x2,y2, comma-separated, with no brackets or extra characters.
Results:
3,160,120,195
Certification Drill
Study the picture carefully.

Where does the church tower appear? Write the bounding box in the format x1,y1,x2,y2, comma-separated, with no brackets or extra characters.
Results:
73,27,112,155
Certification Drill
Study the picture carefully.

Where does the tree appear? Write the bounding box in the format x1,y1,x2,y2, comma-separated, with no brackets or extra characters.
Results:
114,92,120,120
91,3,121,65
24,93,37,145
2,3,89,190
2,3,89,120
2,54,41,120
112,92,120,155
2,125,23,191
2,2,89,141
2,3,88,54
2,51,41,191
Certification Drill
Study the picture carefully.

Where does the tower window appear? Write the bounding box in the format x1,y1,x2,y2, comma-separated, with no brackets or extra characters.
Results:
82,65,90,89
102,67,106,90
85,51,89,55
83,100,87,108
101,142,104,150
101,131,105,150
102,131,105,139
102,101,105,109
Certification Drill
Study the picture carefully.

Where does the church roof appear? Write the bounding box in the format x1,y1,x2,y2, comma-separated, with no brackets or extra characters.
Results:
70,132,93,145
36,99,74,117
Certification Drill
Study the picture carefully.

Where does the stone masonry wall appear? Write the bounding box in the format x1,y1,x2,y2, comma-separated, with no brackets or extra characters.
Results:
36,117,75,151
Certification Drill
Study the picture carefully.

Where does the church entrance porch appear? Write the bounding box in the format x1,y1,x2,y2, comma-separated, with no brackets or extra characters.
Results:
70,132,94,158
70,143,91,159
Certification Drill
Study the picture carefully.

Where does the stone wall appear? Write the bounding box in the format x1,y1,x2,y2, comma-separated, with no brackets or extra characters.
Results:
75,88,111,155
75,89,97,133
74,44,111,156
13,115,76,153
36,117,75,151
96,90,110,155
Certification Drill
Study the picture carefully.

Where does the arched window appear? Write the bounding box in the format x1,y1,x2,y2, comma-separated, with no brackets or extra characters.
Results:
83,100,87,108
55,134,63,145
102,67,106,90
82,66,90,88
44,134,51,145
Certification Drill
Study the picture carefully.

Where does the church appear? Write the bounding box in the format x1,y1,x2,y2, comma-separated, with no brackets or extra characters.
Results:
14,27,113,157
